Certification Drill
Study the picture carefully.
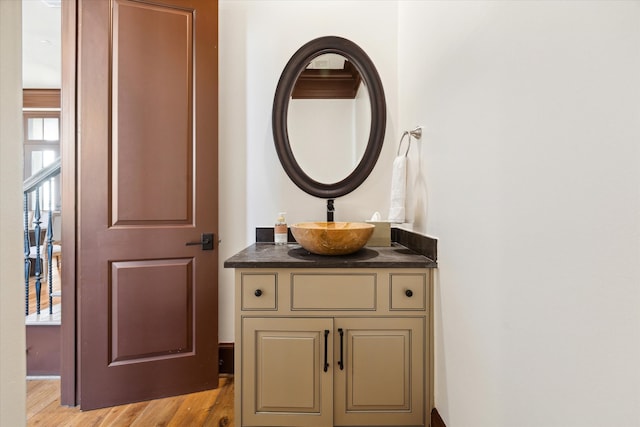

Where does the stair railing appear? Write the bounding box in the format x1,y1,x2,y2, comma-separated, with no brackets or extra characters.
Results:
23,158,61,315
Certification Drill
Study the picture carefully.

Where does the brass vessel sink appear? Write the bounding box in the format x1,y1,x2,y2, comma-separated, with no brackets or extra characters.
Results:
290,222,375,256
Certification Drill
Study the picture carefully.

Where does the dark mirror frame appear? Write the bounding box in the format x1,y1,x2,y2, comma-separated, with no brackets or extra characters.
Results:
273,36,387,199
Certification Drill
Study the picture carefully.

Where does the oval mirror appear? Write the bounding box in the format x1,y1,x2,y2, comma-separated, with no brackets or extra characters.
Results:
273,36,386,199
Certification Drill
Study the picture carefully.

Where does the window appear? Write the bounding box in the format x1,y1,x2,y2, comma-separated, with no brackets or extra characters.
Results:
27,117,60,141
23,110,61,211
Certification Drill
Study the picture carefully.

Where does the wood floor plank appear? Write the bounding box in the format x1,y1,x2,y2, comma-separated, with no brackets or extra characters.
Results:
27,376,234,427
96,402,150,427
28,398,85,426
26,379,59,418
70,406,115,427
130,394,187,427
201,376,234,427
167,386,222,427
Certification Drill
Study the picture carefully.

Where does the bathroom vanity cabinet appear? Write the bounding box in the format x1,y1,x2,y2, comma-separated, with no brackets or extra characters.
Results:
225,238,437,427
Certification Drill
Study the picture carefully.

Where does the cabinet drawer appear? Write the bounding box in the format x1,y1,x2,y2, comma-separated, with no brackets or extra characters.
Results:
241,273,277,310
390,273,426,310
291,273,376,310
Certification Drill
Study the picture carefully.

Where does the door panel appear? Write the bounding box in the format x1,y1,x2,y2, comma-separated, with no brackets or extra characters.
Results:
242,317,333,427
112,0,193,225
349,333,407,407
77,0,218,410
334,317,425,426
110,259,193,363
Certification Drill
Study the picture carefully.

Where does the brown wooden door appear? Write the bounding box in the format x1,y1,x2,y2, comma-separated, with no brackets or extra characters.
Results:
76,0,218,410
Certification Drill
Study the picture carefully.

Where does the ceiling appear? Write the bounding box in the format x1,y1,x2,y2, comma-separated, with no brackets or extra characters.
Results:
22,0,61,89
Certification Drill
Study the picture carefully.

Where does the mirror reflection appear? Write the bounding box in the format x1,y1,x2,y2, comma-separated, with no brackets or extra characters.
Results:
287,54,371,184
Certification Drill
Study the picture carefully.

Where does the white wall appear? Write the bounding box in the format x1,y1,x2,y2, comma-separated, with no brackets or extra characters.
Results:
288,98,358,183
287,85,371,183
398,1,640,426
218,0,399,343
0,1,27,425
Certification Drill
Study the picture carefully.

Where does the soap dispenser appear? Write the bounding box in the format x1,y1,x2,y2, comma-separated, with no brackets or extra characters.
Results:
274,212,287,245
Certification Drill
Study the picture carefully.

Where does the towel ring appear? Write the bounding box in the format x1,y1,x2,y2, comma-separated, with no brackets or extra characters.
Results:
396,126,423,157
397,131,411,157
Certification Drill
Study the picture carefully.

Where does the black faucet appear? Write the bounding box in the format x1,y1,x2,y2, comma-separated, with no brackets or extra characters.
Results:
327,199,335,222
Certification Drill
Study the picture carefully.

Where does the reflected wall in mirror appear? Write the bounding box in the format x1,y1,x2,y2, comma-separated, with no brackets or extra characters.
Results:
287,53,371,184
273,36,386,199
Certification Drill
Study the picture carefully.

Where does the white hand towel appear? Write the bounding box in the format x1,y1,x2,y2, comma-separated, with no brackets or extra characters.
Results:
388,155,407,223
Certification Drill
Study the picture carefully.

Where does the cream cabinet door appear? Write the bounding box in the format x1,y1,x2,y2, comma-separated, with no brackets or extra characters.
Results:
242,317,334,427
334,317,425,426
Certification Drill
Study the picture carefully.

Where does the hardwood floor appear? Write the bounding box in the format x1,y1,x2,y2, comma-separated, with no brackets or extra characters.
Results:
27,375,234,426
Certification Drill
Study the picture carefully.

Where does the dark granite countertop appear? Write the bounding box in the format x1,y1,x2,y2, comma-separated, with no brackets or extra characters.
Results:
224,242,437,269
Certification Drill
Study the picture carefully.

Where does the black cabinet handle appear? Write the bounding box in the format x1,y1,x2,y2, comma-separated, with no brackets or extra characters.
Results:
254,289,262,297
323,330,330,372
338,328,344,370
405,289,413,297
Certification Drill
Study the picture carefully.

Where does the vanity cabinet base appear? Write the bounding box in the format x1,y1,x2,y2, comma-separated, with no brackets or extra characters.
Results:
234,268,432,427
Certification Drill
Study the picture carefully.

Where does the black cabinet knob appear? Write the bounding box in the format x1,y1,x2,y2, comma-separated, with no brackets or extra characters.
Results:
254,289,263,297
405,289,413,297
